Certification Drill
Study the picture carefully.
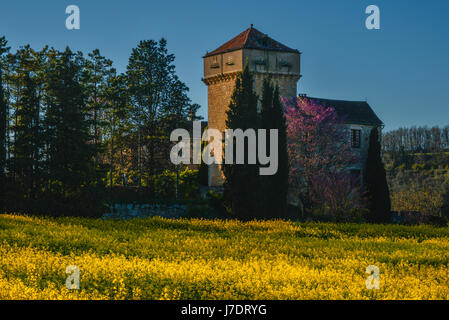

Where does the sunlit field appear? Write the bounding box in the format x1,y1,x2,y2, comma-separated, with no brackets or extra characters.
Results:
0,214,448,300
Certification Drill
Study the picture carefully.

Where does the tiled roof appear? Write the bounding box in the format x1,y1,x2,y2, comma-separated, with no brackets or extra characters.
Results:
204,26,299,57
307,97,384,126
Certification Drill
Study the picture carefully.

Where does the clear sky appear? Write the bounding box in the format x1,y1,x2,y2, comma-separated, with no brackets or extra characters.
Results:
1,0,448,131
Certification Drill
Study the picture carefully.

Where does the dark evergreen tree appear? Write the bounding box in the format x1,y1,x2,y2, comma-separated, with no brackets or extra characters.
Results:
260,79,289,218
43,48,104,216
9,46,45,205
103,73,131,188
222,64,260,219
82,49,115,167
0,39,196,214
126,39,191,192
0,36,10,211
364,127,391,222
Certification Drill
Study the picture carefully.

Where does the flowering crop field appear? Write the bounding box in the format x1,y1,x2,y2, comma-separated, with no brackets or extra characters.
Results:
1,214,449,300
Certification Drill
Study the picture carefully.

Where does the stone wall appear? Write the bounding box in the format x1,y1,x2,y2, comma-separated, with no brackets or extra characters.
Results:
346,124,380,178
205,74,237,133
203,48,301,187
203,48,301,134
253,73,299,106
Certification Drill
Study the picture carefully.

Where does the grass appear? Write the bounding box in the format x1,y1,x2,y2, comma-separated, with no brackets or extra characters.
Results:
1,214,449,299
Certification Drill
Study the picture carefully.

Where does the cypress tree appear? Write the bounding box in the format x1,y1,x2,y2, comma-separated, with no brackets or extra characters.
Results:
222,64,260,219
260,79,289,218
364,127,391,222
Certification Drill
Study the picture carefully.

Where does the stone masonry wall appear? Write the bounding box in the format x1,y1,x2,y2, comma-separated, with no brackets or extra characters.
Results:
204,48,301,187
207,77,237,133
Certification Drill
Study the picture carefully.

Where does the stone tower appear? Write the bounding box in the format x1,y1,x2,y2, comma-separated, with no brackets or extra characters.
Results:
202,25,301,186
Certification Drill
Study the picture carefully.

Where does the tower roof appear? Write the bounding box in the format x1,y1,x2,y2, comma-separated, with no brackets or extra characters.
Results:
204,25,299,57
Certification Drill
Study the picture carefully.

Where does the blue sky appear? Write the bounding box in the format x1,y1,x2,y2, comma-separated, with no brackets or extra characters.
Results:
0,0,448,131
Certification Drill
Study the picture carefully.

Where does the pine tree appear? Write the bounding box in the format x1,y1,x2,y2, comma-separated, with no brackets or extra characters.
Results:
222,64,260,219
9,46,44,204
260,79,289,218
126,39,190,192
44,48,104,216
364,127,391,222
0,36,10,210
103,73,131,188
82,49,115,167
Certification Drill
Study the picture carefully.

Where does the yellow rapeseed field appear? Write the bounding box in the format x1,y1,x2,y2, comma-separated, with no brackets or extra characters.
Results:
0,214,448,300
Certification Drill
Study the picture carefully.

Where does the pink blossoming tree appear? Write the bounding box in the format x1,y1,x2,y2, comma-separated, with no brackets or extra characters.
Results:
283,96,361,219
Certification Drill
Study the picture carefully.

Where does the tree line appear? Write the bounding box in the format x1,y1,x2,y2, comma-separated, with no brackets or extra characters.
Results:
0,34,392,221
0,36,197,216
382,125,449,154
382,125,449,220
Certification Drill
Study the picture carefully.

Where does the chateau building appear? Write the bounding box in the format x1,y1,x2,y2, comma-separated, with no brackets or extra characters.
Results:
202,25,383,187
